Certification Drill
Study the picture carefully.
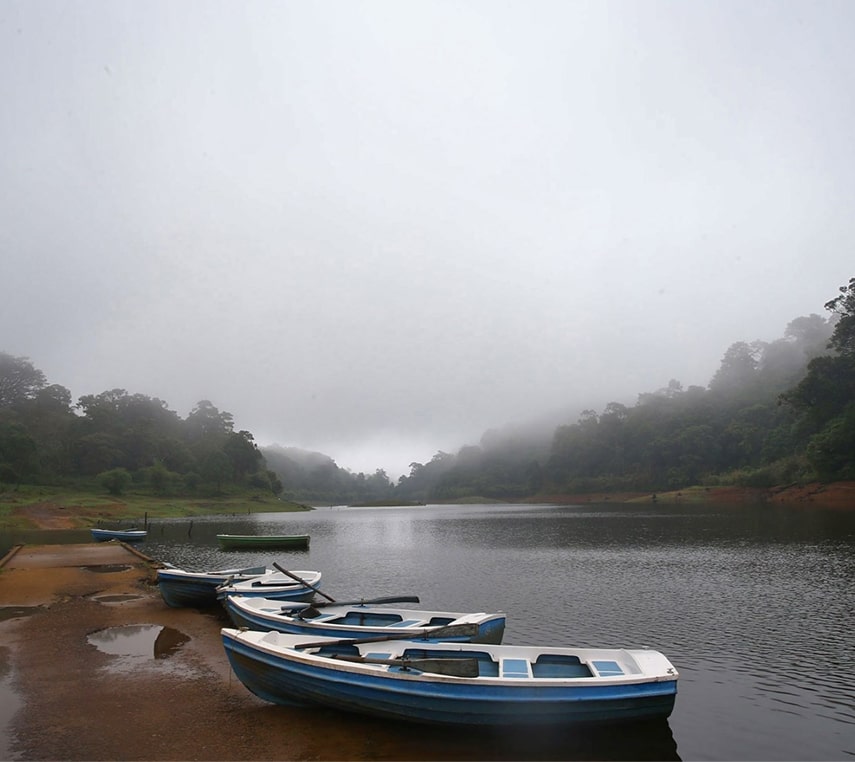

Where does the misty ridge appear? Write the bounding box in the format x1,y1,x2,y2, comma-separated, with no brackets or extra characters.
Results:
1,276,854,504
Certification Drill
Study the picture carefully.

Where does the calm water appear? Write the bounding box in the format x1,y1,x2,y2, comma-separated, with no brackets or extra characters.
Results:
9,501,855,760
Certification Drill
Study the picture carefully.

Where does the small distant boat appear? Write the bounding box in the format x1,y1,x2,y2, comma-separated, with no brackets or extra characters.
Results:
216,533,310,551
221,629,680,726
223,595,507,644
216,569,322,602
157,563,271,608
90,527,147,542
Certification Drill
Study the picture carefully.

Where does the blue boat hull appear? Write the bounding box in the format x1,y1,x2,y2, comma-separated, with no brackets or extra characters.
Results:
90,528,147,542
158,577,226,608
157,567,267,608
221,632,678,726
223,599,506,644
159,569,319,608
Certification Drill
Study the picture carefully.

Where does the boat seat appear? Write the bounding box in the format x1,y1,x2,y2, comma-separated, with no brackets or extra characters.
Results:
500,658,532,679
388,619,424,628
591,660,624,676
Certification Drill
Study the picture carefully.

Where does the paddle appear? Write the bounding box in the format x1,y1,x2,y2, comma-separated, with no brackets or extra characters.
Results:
330,653,480,678
279,595,421,614
273,562,336,602
295,622,480,650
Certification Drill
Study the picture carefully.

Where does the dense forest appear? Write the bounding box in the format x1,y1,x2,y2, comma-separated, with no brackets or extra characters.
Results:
2,277,854,504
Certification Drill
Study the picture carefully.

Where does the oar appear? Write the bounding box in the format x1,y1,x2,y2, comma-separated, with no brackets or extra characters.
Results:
279,595,420,613
330,653,480,678
295,622,479,650
273,562,335,603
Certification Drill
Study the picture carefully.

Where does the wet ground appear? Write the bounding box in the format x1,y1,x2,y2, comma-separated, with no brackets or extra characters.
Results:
0,542,436,761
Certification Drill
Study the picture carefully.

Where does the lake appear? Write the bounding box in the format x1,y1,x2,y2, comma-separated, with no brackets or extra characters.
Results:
10,500,855,760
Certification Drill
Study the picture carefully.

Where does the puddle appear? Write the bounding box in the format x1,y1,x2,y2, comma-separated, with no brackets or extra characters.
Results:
91,594,143,605
82,564,132,574
87,624,190,660
0,606,40,622
0,647,22,761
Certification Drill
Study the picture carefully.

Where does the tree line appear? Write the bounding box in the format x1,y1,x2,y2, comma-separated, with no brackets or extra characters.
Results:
2,277,854,503
394,277,855,501
0,375,282,497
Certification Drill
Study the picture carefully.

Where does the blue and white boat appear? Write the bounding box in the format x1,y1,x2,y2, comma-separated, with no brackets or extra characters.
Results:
90,527,147,542
221,628,679,726
223,595,506,644
215,570,322,602
157,564,271,608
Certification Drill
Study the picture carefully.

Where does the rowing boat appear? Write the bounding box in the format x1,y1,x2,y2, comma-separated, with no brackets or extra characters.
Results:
216,534,310,550
221,628,679,726
223,595,506,644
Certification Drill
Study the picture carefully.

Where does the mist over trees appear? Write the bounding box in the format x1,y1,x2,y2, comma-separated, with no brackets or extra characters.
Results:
2,278,854,503
393,279,854,502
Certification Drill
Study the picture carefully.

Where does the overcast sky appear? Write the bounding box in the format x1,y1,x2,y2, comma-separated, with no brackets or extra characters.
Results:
2,1,853,479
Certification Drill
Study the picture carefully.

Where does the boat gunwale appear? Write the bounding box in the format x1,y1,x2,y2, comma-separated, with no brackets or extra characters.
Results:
221,628,679,688
224,596,507,641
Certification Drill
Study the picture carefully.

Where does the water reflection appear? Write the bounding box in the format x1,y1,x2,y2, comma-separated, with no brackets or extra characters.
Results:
0,646,22,762
395,718,680,761
87,624,189,659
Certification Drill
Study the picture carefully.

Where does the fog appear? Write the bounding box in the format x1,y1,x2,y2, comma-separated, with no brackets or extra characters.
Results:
2,1,853,479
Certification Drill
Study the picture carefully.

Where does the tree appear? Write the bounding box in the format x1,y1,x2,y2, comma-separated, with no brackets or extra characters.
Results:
709,342,762,393
0,422,39,482
784,314,833,355
223,430,262,481
779,277,855,479
805,403,855,480
201,450,231,491
185,400,234,441
825,276,855,356
98,467,132,496
0,353,46,408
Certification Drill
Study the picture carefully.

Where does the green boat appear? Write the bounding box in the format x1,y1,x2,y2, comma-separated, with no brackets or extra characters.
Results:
216,534,310,551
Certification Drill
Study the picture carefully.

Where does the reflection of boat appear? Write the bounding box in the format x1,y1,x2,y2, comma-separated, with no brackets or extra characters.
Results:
216,533,310,550
91,528,147,542
216,570,322,602
221,629,680,726
153,626,190,659
223,595,506,644
156,564,271,608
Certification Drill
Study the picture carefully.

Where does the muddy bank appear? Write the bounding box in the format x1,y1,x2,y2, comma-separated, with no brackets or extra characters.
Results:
534,481,855,508
0,543,407,760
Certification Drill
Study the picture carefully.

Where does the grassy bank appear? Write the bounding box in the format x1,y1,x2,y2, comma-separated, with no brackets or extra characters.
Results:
0,485,312,531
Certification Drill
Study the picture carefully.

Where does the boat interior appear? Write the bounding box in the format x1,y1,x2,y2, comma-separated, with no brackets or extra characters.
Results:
311,643,597,678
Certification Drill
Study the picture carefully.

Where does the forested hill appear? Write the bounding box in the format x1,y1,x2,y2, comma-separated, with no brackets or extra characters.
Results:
2,277,855,504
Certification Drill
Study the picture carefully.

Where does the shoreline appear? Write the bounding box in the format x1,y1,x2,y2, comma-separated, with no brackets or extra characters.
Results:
4,481,854,533
532,481,855,508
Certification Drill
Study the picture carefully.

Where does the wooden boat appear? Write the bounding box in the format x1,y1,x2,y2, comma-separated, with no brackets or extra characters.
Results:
215,569,322,602
156,563,271,608
223,595,507,644
90,527,147,542
216,533,310,550
221,629,679,726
